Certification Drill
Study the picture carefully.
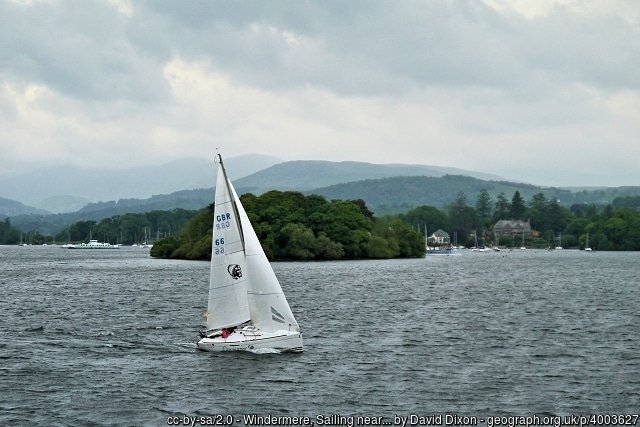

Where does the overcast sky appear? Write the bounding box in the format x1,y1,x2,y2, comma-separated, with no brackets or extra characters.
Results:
1,0,639,187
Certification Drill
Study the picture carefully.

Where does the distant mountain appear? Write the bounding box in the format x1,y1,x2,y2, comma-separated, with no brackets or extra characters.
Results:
10,188,213,235
76,189,212,215
0,154,282,207
234,160,503,194
307,175,640,214
223,154,284,180
0,197,50,217
32,195,91,214
9,169,640,235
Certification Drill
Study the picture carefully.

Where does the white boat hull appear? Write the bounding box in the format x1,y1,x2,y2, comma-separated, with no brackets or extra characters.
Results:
197,328,303,353
65,240,120,249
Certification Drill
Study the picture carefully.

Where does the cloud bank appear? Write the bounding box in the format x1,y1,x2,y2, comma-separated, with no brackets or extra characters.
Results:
1,0,639,186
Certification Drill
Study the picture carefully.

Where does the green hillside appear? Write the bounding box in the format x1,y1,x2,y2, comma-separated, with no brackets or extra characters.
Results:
308,175,640,214
234,160,502,194
9,189,212,235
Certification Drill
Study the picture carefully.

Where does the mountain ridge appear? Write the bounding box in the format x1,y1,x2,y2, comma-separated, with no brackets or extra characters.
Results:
5,159,640,235
234,160,503,193
0,197,51,217
0,154,282,209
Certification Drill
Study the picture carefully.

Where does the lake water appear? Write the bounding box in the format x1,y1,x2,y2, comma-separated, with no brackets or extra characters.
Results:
1,246,638,426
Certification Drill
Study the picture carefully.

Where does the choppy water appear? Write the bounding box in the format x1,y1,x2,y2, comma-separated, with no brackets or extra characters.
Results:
0,246,638,426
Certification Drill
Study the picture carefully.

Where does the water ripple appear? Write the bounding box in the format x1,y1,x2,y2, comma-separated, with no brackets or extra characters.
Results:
1,246,639,424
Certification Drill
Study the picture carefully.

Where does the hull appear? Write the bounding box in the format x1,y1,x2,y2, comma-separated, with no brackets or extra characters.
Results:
68,246,120,249
65,240,120,249
197,328,303,353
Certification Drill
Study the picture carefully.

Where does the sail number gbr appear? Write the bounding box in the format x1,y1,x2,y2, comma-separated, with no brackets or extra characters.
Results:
215,213,232,231
214,213,232,256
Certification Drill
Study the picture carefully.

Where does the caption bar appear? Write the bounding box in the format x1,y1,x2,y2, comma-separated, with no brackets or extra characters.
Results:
167,413,640,427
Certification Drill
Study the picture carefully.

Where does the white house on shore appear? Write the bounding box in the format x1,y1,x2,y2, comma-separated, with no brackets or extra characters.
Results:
428,229,451,245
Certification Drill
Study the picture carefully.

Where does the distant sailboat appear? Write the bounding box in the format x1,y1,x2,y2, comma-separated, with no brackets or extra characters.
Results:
520,228,526,250
472,231,487,252
424,225,429,252
197,155,303,353
555,232,563,250
61,230,75,248
584,232,592,251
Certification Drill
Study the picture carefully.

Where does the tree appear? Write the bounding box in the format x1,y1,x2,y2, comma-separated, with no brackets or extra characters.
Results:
528,193,547,230
546,199,570,233
493,192,511,222
0,218,21,244
475,190,493,230
448,192,475,245
510,191,526,220
279,223,317,260
400,205,450,234
371,217,424,258
314,233,345,259
151,190,424,260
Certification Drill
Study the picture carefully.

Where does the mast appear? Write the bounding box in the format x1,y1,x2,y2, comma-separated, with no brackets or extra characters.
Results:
217,154,245,251
424,224,429,251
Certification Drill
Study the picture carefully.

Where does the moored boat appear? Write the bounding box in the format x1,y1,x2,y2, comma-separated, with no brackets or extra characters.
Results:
66,239,120,249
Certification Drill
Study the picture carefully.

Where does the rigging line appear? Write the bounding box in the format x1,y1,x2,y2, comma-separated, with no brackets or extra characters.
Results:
216,154,246,252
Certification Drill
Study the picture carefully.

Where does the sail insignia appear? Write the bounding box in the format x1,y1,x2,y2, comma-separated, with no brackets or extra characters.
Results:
227,264,242,280
271,307,285,324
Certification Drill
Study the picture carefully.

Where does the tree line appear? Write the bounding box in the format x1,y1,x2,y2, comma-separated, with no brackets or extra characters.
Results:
3,191,639,253
401,191,640,250
150,191,425,261
0,210,194,246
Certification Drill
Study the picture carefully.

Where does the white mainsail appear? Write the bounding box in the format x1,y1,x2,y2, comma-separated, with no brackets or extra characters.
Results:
206,160,251,330
206,157,299,334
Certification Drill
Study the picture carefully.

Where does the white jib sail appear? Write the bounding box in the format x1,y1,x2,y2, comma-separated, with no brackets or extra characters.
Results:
206,160,251,330
229,183,300,333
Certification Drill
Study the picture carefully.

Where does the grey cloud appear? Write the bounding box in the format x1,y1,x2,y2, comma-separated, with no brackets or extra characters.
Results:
0,1,168,102
1,0,638,187
4,1,637,102
139,1,640,98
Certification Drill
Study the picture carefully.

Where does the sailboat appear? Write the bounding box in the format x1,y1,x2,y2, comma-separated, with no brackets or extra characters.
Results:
584,232,592,251
424,225,429,252
197,155,303,353
472,231,487,252
492,231,501,251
